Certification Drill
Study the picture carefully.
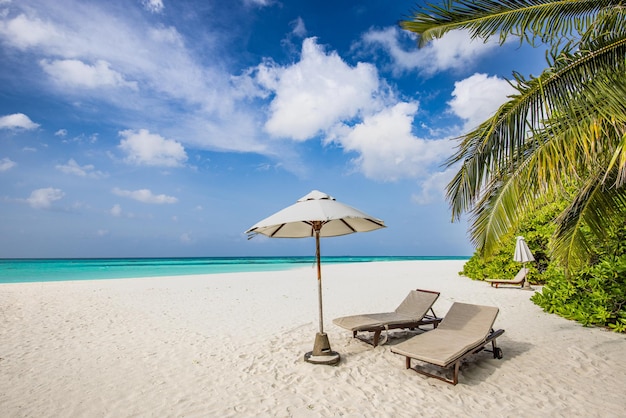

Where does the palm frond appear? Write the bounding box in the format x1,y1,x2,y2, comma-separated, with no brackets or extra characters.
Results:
402,0,623,47
446,31,626,221
551,167,626,269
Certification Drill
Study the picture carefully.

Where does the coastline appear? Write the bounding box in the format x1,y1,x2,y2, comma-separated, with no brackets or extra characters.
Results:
0,256,470,283
1,260,624,416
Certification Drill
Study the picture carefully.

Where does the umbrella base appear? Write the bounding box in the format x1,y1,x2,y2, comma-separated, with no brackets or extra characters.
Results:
304,332,340,365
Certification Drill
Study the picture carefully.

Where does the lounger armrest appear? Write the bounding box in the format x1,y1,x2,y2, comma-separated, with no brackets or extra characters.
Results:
489,329,505,340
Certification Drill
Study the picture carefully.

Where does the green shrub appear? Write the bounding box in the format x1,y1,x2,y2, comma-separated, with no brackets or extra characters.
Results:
532,255,626,332
460,192,626,333
461,198,563,284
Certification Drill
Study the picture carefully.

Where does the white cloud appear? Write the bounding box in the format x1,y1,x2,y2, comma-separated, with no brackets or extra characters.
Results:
0,13,64,50
327,102,453,181
55,159,108,178
0,157,17,171
412,167,457,205
110,204,122,216
0,113,39,130
244,0,274,7
0,3,227,112
112,187,178,204
61,133,98,144
26,187,64,209
448,73,516,131
360,27,499,76
290,17,307,38
256,37,380,140
0,1,273,155
55,129,67,136
118,129,187,167
141,0,163,13
40,59,138,90
180,232,192,243
97,229,109,236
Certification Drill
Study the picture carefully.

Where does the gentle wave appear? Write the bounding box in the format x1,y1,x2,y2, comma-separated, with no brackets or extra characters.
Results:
0,256,469,284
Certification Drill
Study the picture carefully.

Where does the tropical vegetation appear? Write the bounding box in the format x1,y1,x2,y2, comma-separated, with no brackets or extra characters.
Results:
401,0,626,331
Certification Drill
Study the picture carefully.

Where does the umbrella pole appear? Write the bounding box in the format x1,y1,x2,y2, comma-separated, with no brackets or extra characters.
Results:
522,262,533,290
316,230,324,334
304,222,340,365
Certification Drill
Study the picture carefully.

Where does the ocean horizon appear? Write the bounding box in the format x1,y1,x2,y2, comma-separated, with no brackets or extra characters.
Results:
0,256,470,284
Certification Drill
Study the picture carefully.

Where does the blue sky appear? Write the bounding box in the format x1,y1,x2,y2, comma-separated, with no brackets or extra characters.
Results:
0,0,547,258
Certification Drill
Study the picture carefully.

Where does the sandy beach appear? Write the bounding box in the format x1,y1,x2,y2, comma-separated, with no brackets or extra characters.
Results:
1,260,625,417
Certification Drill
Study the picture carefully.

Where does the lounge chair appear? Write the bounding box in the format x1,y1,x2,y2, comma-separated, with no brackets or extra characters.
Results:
486,267,528,288
332,289,442,347
390,302,504,385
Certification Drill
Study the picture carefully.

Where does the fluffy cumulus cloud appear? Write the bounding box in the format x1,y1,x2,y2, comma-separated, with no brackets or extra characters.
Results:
26,187,65,209
255,37,380,140
360,27,499,76
328,102,452,181
118,129,187,167
55,159,107,178
0,157,17,171
40,59,138,90
0,113,39,130
448,73,516,131
112,187,178,204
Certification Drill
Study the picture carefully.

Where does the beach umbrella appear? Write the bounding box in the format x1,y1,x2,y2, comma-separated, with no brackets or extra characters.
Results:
245,190,385,365
513,236,535,290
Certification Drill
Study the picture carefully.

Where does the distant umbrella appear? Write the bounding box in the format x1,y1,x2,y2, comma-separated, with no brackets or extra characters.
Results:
513,236,534,289
246,190,385,365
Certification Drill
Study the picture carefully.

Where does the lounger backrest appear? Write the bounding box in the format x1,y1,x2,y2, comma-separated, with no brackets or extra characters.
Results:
394,289,439,319
437,302,499,340
514,268,528,282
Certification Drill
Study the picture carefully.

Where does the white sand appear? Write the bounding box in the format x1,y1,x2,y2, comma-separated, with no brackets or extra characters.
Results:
1,260,625,417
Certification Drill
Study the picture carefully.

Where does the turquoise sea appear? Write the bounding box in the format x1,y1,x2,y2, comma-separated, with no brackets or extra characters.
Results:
0,256,469,284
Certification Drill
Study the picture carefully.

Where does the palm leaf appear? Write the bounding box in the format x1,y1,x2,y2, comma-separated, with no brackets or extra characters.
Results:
402,0,622,47
446,31,626,222
552,166,626,270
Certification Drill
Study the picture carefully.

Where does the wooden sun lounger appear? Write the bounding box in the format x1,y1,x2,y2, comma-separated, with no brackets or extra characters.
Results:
390,302,504,385
486,267,528,288
332,289,442,347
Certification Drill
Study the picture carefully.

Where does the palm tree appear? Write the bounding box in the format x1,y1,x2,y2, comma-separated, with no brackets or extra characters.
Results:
401,1,626,270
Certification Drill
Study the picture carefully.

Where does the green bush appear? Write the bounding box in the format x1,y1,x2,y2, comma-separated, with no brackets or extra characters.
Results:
461,198,563,284
531,255,626,332
460,195,626,333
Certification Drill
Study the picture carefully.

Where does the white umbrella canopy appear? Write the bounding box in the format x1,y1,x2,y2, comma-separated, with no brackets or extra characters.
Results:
246,190,385,365
513,236,535,264
246,190,385,238
513,236,535,289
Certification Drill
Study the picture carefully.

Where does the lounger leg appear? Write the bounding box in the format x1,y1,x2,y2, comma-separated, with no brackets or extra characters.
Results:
373,330,381,347
491,339,503,359
405,357,411,369
452,362,460,385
